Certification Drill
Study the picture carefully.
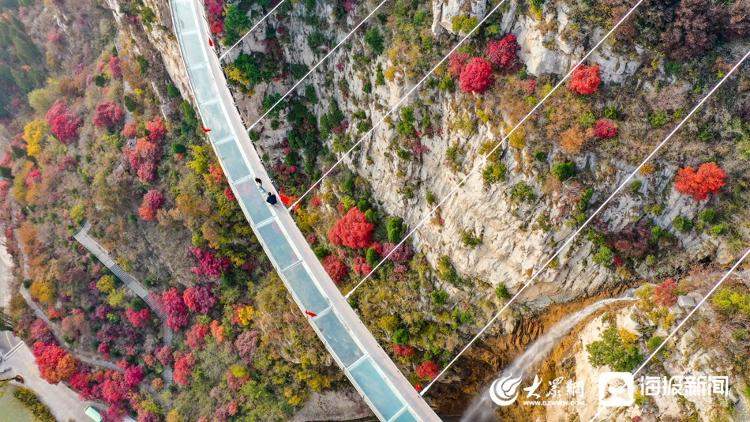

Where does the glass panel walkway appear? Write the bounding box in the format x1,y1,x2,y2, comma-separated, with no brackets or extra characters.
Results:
168,1,440,420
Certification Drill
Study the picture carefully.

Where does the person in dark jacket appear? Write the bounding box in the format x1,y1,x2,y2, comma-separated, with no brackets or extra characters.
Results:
266,192,278,205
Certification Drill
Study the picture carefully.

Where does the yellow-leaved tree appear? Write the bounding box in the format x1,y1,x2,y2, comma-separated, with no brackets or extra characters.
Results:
23,119,48,158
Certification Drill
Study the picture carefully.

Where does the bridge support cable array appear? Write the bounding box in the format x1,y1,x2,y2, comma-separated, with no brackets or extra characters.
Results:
170,1,440,420
287,0,516,210
345,0,647,299
420,49,750,396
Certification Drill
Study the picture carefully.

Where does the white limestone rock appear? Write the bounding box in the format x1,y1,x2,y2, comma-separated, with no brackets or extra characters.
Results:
432,0,487,35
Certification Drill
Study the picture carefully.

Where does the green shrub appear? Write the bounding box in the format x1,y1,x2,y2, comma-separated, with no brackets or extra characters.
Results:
94,74,108,87
451,14,478,33
319,101,345,139
578,111,596,127
364,27,384,55
386,217,404,242
710,223,728,236
364,209,377,223
629,180,642,194
699,208,718,224
305,85,318,103
393,327,409,344
446,142,464,171
646,335,664,351
223,4,250,45
672,215,692,232
366,247,379,266
593,245,613,266
290,63,309,79
431,289,449,306
603,105,620,120
460,229,482,248
13,387,55,422
425,191,437,205
552,161,576,181
166,83,180,98
437,255,460,285
307,31,326,50
341,174,355,194
136,55,149,74
482,162,507,186
123,95,138,112
396,106,416,137
262,93,283,117
313,245,330,259
586,326,642,372
495,283,511,300
649,111,669,128
510,181,536,203
712,287,750,316
172,143,187,154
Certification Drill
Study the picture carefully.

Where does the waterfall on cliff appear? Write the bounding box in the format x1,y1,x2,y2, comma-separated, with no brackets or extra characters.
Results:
461,291,635,421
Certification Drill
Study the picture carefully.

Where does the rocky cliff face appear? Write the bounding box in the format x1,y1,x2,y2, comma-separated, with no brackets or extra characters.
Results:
223,0,725,312
103,0,194,104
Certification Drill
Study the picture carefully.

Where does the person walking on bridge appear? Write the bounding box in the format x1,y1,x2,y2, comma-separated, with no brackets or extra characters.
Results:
266,192,278,206
255,177,266,194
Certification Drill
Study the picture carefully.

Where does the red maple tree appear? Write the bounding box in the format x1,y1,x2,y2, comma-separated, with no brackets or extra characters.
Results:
108,55,122,79
415,360,439,380
92,101,125,129
69,371,95,399
123,365,144,388
183,285,216,314
328,207,374,249
124,307,151,328
124,138,162,183
146,117,167,142
459,57,494,94
32,341,77,384
653,278,678,307
448,52,470,78
173,353,195,386
323,255,348,284
392,344,415,357
138,189,165,221
352,256,372,275
485,34,519,70
190,247,231,278
121,121,137,138
46,100,82,144
593,118,618,139
224,186,235,201
186,323,210,349
674,162,726,200
161,287,189,330
100,376,125,404
234,330,259,364
155,346,173,366
569,64,601,95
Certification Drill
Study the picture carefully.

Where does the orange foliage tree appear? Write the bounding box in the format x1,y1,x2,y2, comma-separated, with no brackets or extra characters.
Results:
674,162,726,200
32,341,77,384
